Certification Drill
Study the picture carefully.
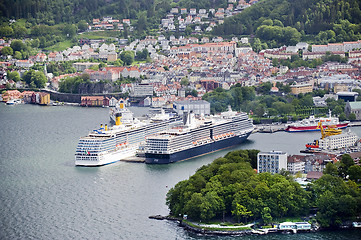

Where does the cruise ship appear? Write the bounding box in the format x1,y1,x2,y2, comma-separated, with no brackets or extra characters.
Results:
144,107,254,164
75,105,182,166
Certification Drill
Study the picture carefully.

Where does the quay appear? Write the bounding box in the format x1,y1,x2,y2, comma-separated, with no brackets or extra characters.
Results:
120,156,145,163
253,123,287,133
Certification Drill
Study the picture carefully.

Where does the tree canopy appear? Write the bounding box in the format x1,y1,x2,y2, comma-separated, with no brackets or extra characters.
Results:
167,149,361,227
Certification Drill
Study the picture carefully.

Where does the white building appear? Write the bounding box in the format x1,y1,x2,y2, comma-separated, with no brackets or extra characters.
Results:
287,157,305,174
318,130,358,150
257,151,288,174
132,84,153,97
173,100,210,116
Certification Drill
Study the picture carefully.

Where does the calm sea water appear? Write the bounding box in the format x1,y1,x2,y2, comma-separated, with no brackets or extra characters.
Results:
0,103,360,240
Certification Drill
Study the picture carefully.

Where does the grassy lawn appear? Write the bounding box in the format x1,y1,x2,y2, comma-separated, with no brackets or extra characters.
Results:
79,30,120,40
45,40,73,52
183,220,252,231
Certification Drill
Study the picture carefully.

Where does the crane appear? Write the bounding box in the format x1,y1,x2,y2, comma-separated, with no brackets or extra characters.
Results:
317,121,342,139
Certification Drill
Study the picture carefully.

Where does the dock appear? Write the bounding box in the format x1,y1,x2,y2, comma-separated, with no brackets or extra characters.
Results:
120,156,145,163
253,124,287,133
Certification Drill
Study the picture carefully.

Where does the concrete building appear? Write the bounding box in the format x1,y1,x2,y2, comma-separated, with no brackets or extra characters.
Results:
290,83,313,94
173,100,210,116
336,92,358,102
257,151,288,174
132,84,153,97
318,130,358,150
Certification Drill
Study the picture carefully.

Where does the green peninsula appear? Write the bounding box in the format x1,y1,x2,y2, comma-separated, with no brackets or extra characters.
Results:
166,149,361,229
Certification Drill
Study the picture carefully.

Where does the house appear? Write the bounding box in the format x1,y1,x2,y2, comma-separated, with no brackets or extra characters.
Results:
189,8,197,15
1,90,21,102
287,155,306,174
81,96,109,107
122,19,130,25
38,92,50,105
21,91,35,103
306,171,323,180
15,60,34,68
48,52,63,62
109,97,118,107
31,92,50,105
35,53,47,62
143,96,152,106
170,8,179,14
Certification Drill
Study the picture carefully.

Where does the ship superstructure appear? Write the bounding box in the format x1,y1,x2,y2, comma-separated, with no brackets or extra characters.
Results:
286,110,348,132
75,106,182,166
144,107,254,164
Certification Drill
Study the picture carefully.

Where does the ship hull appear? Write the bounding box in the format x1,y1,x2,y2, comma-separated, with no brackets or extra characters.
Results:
75,146,137,166
145,133,251,164
285,123,348,132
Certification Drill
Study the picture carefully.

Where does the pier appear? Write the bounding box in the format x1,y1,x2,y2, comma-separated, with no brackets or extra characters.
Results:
120,156,145,163
253,123,287,133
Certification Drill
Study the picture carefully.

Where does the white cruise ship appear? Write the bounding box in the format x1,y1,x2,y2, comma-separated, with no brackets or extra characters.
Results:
75,105,182,166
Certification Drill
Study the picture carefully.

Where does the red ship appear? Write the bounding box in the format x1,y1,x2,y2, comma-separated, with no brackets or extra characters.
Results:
285,111,348,132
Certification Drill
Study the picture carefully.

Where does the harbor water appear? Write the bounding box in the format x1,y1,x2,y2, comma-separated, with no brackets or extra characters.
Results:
1,103,360,240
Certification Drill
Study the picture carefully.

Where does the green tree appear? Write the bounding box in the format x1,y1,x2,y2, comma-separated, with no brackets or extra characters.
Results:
252,38,262,53
339,154,355,179
348,113,356,121
261,207,272,225
180,77,189,86
232,203,253,223
7,71,20,82
339,112,347,121
120,51,134,66
63,24,77,37
184,192,203,220
23,70,47,88
323,163,338,176
1,46,13,56
0,26,14,37
10,40,27,52
348,165,361,182
14,51,22,59
77,20,88,32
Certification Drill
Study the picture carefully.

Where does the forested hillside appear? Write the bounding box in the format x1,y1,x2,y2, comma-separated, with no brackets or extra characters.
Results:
0,0,168,24
0,0,229,25
213,0,361,46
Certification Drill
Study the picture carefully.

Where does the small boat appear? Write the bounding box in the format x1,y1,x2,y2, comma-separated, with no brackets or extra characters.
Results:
6,99,21,105
352,222,361,228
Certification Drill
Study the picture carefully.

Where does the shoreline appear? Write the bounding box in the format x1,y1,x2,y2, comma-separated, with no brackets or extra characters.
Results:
149,215,361,236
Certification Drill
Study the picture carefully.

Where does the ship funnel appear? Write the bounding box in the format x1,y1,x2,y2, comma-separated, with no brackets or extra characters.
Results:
183,111,193,126
183,112,188,125
105,124,108,131
115,113,122,126
100,124,103,130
